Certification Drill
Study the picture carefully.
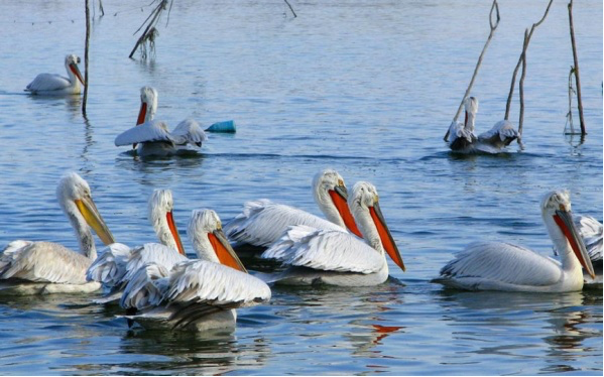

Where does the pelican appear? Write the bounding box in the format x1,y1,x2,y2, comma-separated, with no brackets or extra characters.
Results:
448,97,519,153
114,86,207,157
120,209,271,331
0,173,115,295
25,54,85,95
260,181,405,286
87,189,186,292
436,190,596,292
224,169,363,250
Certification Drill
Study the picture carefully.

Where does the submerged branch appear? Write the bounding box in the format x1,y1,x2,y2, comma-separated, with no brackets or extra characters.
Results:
444,0,499,142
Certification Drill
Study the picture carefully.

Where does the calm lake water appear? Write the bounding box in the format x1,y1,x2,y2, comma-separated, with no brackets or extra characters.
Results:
0,0,601,375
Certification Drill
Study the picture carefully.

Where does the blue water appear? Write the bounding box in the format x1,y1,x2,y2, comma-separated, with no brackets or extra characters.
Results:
0,0,601,375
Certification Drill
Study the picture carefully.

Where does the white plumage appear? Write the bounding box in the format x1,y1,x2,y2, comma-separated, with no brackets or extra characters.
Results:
225,169,362,249
25,54,85,95
261,181,405,286
87,189,186,292
448,97,519,154
0,173,115,295
437,190,596,292
120,209,270,331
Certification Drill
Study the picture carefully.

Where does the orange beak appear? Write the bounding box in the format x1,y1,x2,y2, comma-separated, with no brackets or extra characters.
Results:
369,202,405,271
209,229,248,273
166,211,186,255
329,185,363,238
553,210,595,279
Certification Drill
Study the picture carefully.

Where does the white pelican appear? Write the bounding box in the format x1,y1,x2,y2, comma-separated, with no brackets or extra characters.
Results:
448,97,519,153
87,189,186,291
260,181,405,286
0,173,115,295
120,209,271,331
224,169,363,249
114,86,207,157
437,190,596,292
25,54,85,95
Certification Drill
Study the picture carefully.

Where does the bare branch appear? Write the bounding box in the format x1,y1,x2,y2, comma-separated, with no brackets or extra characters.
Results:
284,0,297,18
444,0,500,141
505,0,553,121
567,0,586,135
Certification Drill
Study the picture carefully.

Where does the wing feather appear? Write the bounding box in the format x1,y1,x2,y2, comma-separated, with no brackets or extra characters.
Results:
0,241,91,284
171,119,208,147
262,226,383,274
115,120,174,146
86,243,132,287
224,199,343,247
440,241,562,287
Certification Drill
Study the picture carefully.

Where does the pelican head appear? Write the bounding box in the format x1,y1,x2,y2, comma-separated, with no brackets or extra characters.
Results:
148,189,185,255
188,209,247,272
56,172,115,257
64,54,85,86
541,190,595,279
312,169,363,238
137,86,158,125
349,182,405,271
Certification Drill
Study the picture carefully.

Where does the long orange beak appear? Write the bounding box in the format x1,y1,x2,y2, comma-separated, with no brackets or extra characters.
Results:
69,63,85,86
554,210,595,279
369,202,405,271
209,229,247,272
329,185,363,238
166,211,186,255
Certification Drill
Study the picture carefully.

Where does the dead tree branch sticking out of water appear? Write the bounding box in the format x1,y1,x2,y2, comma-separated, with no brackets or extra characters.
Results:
129,0,169,59
504,0,553,138
567,0,586,135
443,0,499,142
284,0,297,18
82,0,91,117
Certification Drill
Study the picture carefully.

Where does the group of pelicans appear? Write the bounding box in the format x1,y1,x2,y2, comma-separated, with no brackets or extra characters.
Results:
0,168,601,332
4,54,600,333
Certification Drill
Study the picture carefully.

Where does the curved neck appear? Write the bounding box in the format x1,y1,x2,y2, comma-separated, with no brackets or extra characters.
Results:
352,205,383,255
313,186,345,228
544,215,582,274
63,201,97,260
190,232,219,263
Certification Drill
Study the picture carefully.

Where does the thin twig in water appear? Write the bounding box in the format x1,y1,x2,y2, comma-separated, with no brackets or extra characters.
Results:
504,0,553,122
284,0,297,18
443,0,499,142
82,0,91,117
567,0,586,135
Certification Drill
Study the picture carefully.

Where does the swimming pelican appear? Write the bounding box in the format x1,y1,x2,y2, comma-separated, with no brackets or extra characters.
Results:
120,209,271,331
87,189,186,291
260,181,405,286
437,190,596,292
114,86,207,157
0,173,115,295
448,97,519,153
25,54,85,95
224,169,363,250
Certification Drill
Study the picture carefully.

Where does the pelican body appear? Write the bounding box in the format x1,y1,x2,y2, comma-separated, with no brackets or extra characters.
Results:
120,209,271,332
25,55,85,96
261,181,405,287
114,86,207,157
224,169,362,250
448,97,519,154
437,190,596,292
87,189,186,294
0,173,115,295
